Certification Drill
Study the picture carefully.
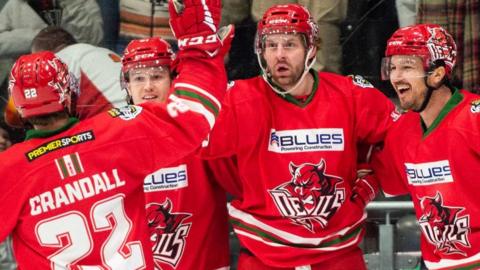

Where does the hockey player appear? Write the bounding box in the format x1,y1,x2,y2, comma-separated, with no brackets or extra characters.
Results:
202,3,399,269
372,24,480,269
121,36,236,270
0,0,232,268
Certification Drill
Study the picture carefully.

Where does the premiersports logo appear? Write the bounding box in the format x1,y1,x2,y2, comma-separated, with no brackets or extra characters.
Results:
26,131,95,161
146,199,192,268
144,165,188,192
419,192,470,256
268,128,344,153
405,160,452,185
269,160,345,232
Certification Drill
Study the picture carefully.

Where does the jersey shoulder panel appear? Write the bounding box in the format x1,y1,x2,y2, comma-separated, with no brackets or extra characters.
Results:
226,76,271,105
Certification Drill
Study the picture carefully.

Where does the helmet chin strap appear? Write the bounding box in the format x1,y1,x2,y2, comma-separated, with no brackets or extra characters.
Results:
413,74,438,113
258,47,316,96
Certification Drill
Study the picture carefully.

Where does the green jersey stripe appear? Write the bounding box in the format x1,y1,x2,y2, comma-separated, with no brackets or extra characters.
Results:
230,217,363,249
70,153,82,173
175,89,219,116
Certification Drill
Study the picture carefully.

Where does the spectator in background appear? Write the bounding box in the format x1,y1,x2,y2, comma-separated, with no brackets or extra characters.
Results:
250,0,348,74
0,0,103,58
118,0,173,53
0,0,104,115
31,26,127,120
0,125,11,151
341,0,399,97
221,0,260,80
416,0,480,94
395,0,417,27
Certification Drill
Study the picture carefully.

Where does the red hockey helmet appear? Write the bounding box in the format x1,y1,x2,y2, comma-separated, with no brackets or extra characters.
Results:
8,51,73,119
384,24,457,78
121,37,174,74
255,3,319,54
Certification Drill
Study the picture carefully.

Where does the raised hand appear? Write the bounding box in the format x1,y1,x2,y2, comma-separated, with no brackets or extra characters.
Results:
168,0,224,58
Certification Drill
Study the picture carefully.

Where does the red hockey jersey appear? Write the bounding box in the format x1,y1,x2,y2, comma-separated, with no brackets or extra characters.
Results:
372,90,480,270
203,71,398,267
0,54,226,269
143,157,233,270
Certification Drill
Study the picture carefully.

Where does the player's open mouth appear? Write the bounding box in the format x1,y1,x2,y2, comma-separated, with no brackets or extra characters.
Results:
276,64,289,73
143,95,158,100
397,85,410,95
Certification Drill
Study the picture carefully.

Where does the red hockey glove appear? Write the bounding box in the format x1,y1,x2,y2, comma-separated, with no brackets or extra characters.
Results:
168,0,225,58
351,164,379,207
170,24,234,73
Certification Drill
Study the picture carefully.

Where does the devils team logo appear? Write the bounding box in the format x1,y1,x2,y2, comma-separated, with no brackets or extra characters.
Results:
418,192,470,256
146,199,192,268
427,26,456,69
269,160,345,232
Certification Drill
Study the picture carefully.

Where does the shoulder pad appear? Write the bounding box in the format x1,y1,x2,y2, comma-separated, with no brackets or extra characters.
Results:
108,105,143,120
227,80,235,90
349,75,374,88
470,99,480,114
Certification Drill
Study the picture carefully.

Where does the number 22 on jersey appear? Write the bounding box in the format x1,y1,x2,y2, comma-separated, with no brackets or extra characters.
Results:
35,194,146,269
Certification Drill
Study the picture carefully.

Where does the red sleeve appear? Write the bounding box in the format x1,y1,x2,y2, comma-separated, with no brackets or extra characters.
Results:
136,54,227,170
370,141,409,197
351,79,398,144
204,156,242,198
201,87,239,158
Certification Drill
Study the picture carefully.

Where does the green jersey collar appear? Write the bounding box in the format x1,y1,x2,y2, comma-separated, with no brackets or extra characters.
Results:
26,117,79,140
269,69,319,107
422,89,463,137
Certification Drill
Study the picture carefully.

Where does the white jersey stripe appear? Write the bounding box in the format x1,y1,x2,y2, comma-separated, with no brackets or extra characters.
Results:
234,228,362,252
228,203,366,245
425,251,480,269
172,96,216,129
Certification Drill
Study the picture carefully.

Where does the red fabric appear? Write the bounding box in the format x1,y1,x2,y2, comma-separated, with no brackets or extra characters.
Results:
203,72,397,266
372,90,480,269
0,53,226,269
144,157,232,269
238,247,366,270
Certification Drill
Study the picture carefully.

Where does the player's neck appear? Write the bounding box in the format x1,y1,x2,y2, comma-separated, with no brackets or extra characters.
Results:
420,85,452,128
289,72,314,97
33,117,71,131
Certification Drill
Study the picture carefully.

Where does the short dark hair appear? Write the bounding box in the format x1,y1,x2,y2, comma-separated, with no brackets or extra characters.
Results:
32,26,77,53
27,110,70,127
